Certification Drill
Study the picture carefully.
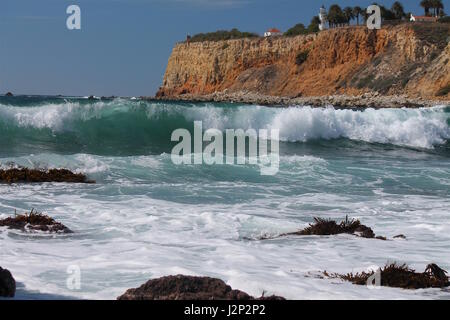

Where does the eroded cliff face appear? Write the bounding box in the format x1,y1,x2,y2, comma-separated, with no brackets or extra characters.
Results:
157,24,450,100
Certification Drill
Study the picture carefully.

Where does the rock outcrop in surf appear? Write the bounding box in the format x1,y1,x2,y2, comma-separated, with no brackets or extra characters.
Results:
0,167,94,184
117,275,285,300
0,209,72,234
0,267,16,298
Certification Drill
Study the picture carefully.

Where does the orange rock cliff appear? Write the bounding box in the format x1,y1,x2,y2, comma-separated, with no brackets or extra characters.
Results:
156,23,450,100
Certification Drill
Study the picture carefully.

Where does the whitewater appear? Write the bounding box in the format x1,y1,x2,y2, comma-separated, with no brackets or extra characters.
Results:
1,96,449,299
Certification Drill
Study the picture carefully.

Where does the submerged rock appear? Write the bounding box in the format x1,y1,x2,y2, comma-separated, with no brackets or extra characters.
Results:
0,267,16,298
117,275,285,300
0,209,72,233
0,167,94,184
334,263,449,289
281,216,386,240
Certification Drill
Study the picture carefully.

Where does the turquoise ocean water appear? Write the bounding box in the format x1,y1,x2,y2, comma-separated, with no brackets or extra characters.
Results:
1,96,449,299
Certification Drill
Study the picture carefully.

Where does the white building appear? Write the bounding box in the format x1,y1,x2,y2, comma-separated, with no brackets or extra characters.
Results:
264,28,282,37
319,5,328,31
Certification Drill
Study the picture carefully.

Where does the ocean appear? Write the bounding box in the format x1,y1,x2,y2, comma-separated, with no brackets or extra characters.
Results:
1,96,449,299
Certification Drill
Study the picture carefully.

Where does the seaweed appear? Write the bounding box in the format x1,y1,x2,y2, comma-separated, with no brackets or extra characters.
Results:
0,167,94,184
283,216,384,240
0,209,72,233
334,263,449,290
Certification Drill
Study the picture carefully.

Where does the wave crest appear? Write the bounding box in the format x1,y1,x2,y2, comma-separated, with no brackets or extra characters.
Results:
0,99,448,151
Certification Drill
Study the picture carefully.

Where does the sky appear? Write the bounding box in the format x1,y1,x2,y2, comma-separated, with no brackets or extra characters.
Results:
0,0,432,97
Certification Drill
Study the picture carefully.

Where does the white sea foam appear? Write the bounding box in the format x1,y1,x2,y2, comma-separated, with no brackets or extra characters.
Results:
162,104,450,148
269,106,450,149
1,181,449,300
183,104,450,149
0,100,129,131
1,102,448,149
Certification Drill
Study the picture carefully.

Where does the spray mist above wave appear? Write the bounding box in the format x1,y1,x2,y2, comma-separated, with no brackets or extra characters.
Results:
0,99,448,149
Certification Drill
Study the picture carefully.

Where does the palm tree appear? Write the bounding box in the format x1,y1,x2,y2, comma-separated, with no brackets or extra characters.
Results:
420,0,432,16
328,4,345,28
352,6,363,25
391,1,405,20
431,0,444,16
362,9,370,23
343,7,355,25
430,0,437,16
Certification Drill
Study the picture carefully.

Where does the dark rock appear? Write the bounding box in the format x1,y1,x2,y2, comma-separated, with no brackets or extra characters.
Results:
394,234,407,239
0,267,16,298
0,167,94,184
0,209,72,234
334,263,450,290
117,275,285,300
5,92,13,97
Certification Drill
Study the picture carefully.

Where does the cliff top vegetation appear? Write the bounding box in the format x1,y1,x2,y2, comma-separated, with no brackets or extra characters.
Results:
187,29,259,43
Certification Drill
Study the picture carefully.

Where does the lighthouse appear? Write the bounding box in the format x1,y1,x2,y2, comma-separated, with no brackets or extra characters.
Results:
319,5,327,31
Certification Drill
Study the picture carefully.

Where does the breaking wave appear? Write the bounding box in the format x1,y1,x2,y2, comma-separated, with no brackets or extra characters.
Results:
0,98,448,156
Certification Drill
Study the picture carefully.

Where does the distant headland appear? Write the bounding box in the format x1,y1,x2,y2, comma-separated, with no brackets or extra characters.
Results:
155,2,450,108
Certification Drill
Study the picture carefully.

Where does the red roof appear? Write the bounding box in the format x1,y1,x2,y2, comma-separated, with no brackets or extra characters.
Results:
412,15,437,20
267,28,281,33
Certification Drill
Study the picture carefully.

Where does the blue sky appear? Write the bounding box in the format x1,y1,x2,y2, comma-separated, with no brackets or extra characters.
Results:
0,0,430,97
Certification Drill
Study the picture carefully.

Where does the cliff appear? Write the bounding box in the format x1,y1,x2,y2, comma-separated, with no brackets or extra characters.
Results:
156,23,450,104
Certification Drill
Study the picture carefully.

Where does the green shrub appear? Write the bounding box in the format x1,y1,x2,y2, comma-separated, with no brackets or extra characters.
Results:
285,23,307,36
438,16,450,23
295,50,309,65
189,29,259,42
285,16,321,37
371,77,397,93
436,84,450,96
356,75,373,89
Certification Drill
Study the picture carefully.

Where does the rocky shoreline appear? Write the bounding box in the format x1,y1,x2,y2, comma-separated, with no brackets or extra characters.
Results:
153,92,450,109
